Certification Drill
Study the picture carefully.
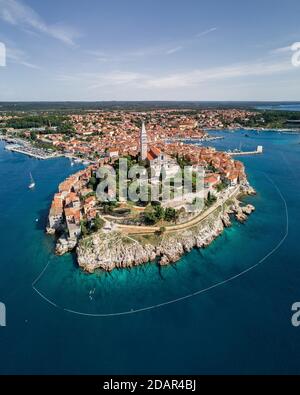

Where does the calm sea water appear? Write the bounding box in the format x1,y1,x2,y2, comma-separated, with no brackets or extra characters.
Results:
256,104,300,111
1,130,300,374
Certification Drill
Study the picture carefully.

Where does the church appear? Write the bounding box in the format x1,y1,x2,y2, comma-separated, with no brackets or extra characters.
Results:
140,122,179,178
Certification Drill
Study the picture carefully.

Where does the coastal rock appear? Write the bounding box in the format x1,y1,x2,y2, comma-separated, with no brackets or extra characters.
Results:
241,204,255,215
160,255,170,266
221,213,232,227
46,227,56,235
56,236,77,255
75,188,256,273
230,198,255,222
246,187,256,196
235,211,247,222
240,182,256,196
77,207,228,273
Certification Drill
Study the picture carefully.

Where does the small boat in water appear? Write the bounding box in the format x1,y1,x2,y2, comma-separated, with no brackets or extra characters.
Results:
74,158,82,163
28,173,35,189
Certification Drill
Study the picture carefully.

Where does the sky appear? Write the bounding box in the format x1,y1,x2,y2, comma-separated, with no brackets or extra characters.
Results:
0,0,300,101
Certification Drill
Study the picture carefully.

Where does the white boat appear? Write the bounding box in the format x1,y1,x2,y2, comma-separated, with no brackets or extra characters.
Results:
74,158,82,163
28,173,35,189
70,158,74,166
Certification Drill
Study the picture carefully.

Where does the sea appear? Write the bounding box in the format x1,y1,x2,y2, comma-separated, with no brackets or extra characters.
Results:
1,129,300,374
255,103,300,111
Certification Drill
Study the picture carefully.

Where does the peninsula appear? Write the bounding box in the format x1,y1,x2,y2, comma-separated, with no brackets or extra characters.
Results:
45,117,256,272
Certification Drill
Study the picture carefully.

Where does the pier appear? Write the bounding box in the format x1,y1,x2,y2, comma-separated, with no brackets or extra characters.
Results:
227,145,263,156
166,136,224,143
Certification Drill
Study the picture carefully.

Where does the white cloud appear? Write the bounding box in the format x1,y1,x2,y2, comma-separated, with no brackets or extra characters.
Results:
55,57,295,94
6,46,40,68
88,71,145,89
196,27,217,37
144,59,293,89
85,50,109,62
0,0,78,45
87,28,218,62
270,45,292,54
56,71,146,89
166,46,183,55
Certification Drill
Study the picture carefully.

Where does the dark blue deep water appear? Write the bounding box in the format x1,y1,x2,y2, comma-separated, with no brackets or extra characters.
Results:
1,130,300,374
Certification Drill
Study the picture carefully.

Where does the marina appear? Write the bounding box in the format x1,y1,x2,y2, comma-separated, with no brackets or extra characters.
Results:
5,144,62,160
1,136,93,163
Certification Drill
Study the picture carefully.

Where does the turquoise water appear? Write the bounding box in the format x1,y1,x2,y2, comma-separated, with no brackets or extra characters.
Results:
1,130,300,374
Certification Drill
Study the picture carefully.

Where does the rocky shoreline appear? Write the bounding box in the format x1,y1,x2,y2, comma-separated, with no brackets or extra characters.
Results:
76,192,255,273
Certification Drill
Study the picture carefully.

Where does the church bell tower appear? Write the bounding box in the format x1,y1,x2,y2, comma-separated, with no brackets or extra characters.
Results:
140,121,148,160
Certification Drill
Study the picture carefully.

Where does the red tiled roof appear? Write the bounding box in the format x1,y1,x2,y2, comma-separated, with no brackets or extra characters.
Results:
205,176,219,184
147,146,161,161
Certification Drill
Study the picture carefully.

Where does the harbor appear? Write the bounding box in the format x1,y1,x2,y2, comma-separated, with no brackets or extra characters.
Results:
0,136,90,162
4,144,62,160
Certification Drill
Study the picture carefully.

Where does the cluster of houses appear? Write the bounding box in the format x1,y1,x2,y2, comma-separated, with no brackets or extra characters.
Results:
47,166,97,239
47,121,247,243
197,109,259,129
48,111,208,160
27,111,209,160
158,142,246,188
1,109,260,162
2,109,260,163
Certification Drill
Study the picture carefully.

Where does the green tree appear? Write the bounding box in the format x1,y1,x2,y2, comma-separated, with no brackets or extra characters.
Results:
205,192,217,207
80,220,89,237
94,214,104,231
154,205,165,220
30,131,37,140
159,226,166,234
164,207,176,222
88,176,98,191
216,182,227,192
144,210,157,225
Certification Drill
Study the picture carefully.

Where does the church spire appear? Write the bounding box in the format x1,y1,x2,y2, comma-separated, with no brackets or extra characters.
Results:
140,121,148,160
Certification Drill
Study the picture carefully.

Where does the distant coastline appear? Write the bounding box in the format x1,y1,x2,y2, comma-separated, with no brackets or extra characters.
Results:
0,100,300,113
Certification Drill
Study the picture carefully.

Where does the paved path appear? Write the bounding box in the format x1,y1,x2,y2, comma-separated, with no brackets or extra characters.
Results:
116,186,239,235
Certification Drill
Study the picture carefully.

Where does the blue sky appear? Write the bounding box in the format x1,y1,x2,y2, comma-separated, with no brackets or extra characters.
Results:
0,0,300,101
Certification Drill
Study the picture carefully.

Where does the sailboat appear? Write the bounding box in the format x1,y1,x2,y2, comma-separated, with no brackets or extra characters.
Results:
28,173,35,189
